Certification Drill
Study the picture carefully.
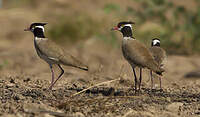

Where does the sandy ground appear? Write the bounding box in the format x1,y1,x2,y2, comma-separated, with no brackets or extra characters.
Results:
0,36,200,117
0,3,200,116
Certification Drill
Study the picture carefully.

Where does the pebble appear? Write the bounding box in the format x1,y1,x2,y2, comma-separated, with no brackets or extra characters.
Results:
166,102,183,113
73,112,85,117
6,83,15,88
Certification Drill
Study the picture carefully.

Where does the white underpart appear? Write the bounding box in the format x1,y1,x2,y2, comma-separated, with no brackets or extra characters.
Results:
153,39,160,45
35,26,45,32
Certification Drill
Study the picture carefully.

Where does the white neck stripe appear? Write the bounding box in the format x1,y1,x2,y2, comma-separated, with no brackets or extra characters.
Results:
34,37,48,40
123,37,134,40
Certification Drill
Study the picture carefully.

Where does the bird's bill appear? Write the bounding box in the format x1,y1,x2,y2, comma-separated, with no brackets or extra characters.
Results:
24,28,31,31
111,26,119,31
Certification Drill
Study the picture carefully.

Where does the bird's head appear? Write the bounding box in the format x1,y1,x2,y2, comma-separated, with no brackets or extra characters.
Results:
152,38,160,47
111,21,135,38
24,23,47,38
24,23,47,32
111,21,134,31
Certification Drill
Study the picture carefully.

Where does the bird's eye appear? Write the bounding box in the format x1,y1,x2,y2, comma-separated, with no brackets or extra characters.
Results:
121,25,124,28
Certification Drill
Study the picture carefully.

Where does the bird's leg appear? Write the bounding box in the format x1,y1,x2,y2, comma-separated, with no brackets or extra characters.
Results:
132,67,138,94
49,64,64,90
48,64,54,90
150,70,154,91
146,73,151,82
159,77,162,90
139,68,142,93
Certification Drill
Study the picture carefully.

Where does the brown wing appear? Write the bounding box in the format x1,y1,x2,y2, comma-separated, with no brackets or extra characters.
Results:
36,39,88,70
122,39,164,74
149,46,166,65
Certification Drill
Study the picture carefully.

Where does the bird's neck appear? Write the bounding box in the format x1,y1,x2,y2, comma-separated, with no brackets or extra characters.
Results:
34,37,48,41
121,26,134,39
33,28,45,38
123,37,135,40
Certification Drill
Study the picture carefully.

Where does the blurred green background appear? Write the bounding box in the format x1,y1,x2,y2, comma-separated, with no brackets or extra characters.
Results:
3,0,200,55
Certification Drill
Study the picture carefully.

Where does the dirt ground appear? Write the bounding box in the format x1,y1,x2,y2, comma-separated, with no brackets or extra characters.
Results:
0,3,200,116
0,34,200,117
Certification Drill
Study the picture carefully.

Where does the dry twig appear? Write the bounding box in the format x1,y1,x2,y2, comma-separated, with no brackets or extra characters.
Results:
71,65,125,97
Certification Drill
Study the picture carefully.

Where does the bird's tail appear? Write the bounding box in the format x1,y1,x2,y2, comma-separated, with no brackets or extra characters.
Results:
60,54,89,71
148,61,165,76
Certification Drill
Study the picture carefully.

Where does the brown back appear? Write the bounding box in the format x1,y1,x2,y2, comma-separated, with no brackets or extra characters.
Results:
35,38,88,70
122,39,164,74
149,46,166,65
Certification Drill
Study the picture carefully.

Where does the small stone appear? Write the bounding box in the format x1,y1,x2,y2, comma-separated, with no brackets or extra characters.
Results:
166,102,183,113
16,113,23,117
166,97,171,102
73,112,85,117
160,111,177,117
2,114,16,117
123,110,154,117
44,113,55,117
23,78,31,82
6,83,15,88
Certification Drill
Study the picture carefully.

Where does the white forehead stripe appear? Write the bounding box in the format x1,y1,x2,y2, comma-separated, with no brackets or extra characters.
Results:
124,24,132,28
153,39,160,45
35,26,44,32
118,24,132,30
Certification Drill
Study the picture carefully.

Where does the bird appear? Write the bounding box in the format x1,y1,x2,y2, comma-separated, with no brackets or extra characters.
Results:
24,23,88,90
149,38,166,90
111,21,164,93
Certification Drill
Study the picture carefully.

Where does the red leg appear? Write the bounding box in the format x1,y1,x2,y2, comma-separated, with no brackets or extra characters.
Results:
139,68,142,92
159,77,162,90
150,70,154,90
132,67,138,94
49,64,64,90
49,64,54,90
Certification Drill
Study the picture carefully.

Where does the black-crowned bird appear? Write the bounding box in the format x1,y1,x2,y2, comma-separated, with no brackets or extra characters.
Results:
149,38,166,90
111,21,164,93
24,23,88,90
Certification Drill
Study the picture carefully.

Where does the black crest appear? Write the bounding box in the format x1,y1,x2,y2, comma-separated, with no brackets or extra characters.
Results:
117,21,135,28
30,23,47,29
117,21,135,38
30,23,47,38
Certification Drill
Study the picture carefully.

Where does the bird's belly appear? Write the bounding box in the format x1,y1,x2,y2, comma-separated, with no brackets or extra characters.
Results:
36,50,58,65
40,54,54,63
122,47,136,67
122,46,145,68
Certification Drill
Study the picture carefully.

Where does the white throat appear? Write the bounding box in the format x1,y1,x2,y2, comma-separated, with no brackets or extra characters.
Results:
34,37,48,41
123,37,134,40
35,26,45,32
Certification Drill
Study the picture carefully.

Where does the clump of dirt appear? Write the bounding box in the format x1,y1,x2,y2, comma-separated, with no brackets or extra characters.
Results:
0,2,200,116
0,73,200,117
